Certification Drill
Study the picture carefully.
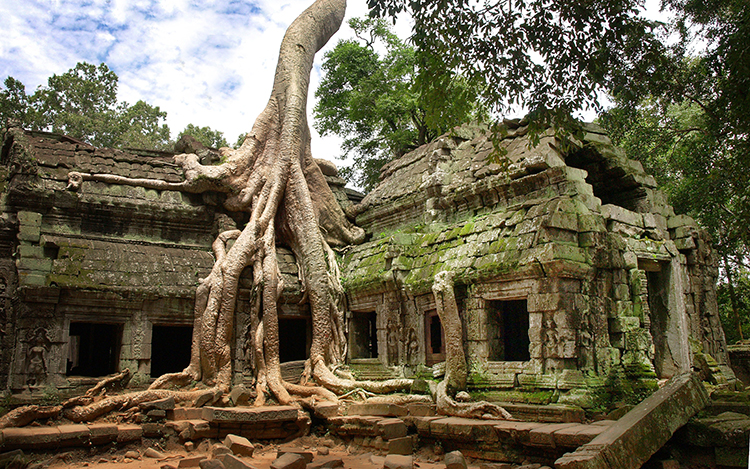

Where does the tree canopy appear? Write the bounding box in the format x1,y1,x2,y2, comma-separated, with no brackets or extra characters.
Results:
314,17,485,191
0,62,230,152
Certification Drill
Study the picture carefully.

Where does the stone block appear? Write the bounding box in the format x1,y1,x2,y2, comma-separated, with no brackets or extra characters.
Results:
387,436,413,455
2,426,61,449
17,211,42,227
169,408,205,420
553,424,607,448
178,456,208,468
141,396,176,411
376,418,408,440
199,460,225,469
142,422,168,438
202,406,298,424
218,454,255,469
347,403,408,417
211,443,232,458
444,451,467,469
270,453,306,469
223,434,254,457
117,424,143,443
383,454,413,469
58,424,90,446
307,457,344,469
87,423,118,445
276,447,314,463
528,423,579,447
228,385,252,406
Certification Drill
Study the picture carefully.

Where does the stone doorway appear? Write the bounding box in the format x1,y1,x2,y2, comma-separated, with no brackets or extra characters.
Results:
350,311,378,359
425,309,445,366
150,325,192,377
67,322,122,377
279,317,310,363
487,299,530,361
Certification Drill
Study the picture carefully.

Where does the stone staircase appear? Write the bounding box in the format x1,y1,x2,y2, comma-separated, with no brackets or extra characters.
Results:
348,358,402,381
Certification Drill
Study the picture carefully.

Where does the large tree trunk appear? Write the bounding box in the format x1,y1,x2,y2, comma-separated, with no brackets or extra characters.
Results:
432,271,512,419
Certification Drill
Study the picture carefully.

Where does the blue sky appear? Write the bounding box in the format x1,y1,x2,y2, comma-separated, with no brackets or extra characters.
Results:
0,0,385,160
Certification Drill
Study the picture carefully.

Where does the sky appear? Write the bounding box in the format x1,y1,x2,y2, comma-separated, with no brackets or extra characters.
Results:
0,0,400,167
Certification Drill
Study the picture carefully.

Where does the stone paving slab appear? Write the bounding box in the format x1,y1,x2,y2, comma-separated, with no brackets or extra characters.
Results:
527,423,580,447
202,406,298,424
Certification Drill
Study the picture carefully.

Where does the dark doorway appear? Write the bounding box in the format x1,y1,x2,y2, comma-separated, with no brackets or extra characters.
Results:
350,311,378,359
279,317,310,363
150,325,193,377
67,322,122,377
425,310,445,366
488,300,530,361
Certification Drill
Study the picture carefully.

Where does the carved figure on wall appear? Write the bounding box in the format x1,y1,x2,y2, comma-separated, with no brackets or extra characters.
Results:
387,319,399,365
406,327,419,364
578,312,595,371
542,318,560,358
26,328,51,387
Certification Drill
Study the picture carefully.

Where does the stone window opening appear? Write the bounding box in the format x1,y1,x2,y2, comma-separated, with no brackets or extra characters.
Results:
425,309,445,366
67,322,122,377
349,311,378,359
487,299,531,362
278,316,311,363
150,325,192,378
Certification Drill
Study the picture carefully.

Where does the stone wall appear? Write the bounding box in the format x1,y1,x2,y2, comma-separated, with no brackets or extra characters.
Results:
0,127,312,393
343,121,733,404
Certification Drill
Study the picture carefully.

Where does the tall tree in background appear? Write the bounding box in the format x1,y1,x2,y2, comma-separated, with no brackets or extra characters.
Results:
178,123,230,149
314,17,485,191
599,0,749,341
0,62,172,150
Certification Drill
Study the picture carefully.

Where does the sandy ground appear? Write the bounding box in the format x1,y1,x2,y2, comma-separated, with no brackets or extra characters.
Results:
36,436,460,469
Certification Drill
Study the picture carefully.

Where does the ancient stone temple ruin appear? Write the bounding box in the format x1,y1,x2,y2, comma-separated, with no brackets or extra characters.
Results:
0,121,734,405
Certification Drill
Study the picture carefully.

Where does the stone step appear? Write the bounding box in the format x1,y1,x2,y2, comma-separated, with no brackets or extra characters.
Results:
0,423,142,450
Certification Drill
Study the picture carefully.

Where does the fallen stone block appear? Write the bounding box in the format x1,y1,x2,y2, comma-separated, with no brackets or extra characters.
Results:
211,443,232,458
270,452,306,469
307,458,344,469
383,454,412,469
219,454,257,469
444,450,467,469
387,436,413,455
229,385,252,406
144,447,167,459
376,418,407,440
276,447,314,463
141,396,176,412
178,456,208,468
224,434,254,457
199,459,225,469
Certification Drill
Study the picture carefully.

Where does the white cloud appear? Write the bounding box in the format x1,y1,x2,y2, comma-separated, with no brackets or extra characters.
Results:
1,0,399,181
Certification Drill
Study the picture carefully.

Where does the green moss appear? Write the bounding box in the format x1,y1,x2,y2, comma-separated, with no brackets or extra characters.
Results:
590,363,658,413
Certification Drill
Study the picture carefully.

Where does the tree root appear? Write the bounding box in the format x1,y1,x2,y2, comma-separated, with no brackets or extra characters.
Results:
435,380,513,420
0,405,62,430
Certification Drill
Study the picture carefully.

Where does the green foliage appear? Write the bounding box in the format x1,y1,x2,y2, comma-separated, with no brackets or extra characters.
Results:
314,17,485,191
178,123,229,149
0,62,174,150
368,0,672,136
598,0,750,341
116,100,172,150
718,268,750,344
